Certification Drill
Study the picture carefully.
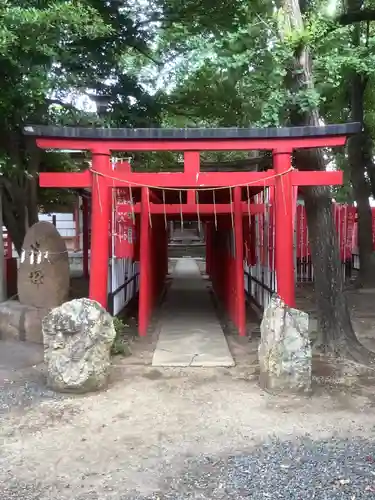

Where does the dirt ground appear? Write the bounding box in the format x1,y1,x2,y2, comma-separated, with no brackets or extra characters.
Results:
1,347,375,499
2,275,375,498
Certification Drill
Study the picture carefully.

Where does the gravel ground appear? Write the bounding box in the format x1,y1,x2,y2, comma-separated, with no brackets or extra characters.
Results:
145,436,375,500
0,365,375,500
0,378,63,414
2,435,375,499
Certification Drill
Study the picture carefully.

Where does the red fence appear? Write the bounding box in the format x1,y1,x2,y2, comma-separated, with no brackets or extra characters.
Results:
295,203,358,282
245,202,364,309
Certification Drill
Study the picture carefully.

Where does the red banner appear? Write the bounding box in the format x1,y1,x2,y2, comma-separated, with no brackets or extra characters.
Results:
243,216,256,266
333,205,346,260
267,207,275,270
267,188,275,270
294,203,356,262
345,206,356,260
114,189,136,258
243,221,251,264
296,204,309,259
244,198,363,271
134,216,140,261
259,214,267,267
292,186,298,229
333,204,357,261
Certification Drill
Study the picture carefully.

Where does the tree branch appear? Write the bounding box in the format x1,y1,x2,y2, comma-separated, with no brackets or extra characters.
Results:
337,9,375,26
318,8,375,40
128,43,162,66
46,98,78,110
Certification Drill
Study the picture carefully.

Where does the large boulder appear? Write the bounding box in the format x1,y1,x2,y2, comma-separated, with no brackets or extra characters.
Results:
42,298,116,393
258,295,311,393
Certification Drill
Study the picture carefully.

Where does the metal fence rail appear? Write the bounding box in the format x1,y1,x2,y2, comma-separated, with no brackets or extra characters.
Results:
108,257,140,315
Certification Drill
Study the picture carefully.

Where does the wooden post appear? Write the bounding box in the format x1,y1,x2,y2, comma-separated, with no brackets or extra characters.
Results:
274,150,295,307
0,187,6,302
82,195,89,279
205,222,212,277
73,196,80,252
234,186,246,335
139,187,151,336
211,226,216,293
165,223,168,278
88,151,111,308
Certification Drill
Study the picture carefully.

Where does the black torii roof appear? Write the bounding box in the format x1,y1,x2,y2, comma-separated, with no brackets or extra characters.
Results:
23,123,361,140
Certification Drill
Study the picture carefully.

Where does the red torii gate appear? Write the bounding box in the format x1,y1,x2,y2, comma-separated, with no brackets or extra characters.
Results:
24,123,360,336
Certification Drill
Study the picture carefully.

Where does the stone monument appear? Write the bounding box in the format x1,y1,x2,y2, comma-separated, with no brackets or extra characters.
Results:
258,295,312,393
0,221,70,343
42,298,116,393
18,221,70,309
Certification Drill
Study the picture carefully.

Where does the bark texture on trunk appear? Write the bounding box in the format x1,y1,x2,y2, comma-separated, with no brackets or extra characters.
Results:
303,186,354,348
279,0,374,361
0,135,41,255
364,128,375,198
296,151,367,358
346,0,375,287
2,179,27,255
348,131,375,287
26,144,41,228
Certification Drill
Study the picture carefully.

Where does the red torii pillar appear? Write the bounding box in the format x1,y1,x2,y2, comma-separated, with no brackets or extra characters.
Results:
88,151,112,307
274,149,295,307
139,187,151,335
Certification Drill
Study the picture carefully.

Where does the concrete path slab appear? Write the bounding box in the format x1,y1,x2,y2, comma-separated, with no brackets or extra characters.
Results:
152,258,235,367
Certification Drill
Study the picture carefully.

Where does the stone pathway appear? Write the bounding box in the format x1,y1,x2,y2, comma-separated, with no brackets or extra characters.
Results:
152,258,234,367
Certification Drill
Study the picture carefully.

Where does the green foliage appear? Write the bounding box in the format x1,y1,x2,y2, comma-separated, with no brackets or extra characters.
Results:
144,0,375,197
0,0,163,250
0,1,109,54
111,317,132,357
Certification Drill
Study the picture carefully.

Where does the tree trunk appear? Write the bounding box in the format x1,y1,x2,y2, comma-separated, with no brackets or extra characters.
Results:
363,128,375,199
280,0,374,362
26,145,41,227
295,151,369,360
1,134,41,254
346,0,375,287
348,130,375,287
2,179,28,255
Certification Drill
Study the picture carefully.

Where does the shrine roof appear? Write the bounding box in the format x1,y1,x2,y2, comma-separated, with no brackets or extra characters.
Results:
24,123,361,140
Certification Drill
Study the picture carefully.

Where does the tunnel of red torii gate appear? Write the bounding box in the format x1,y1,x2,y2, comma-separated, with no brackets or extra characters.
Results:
24,123,360,337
